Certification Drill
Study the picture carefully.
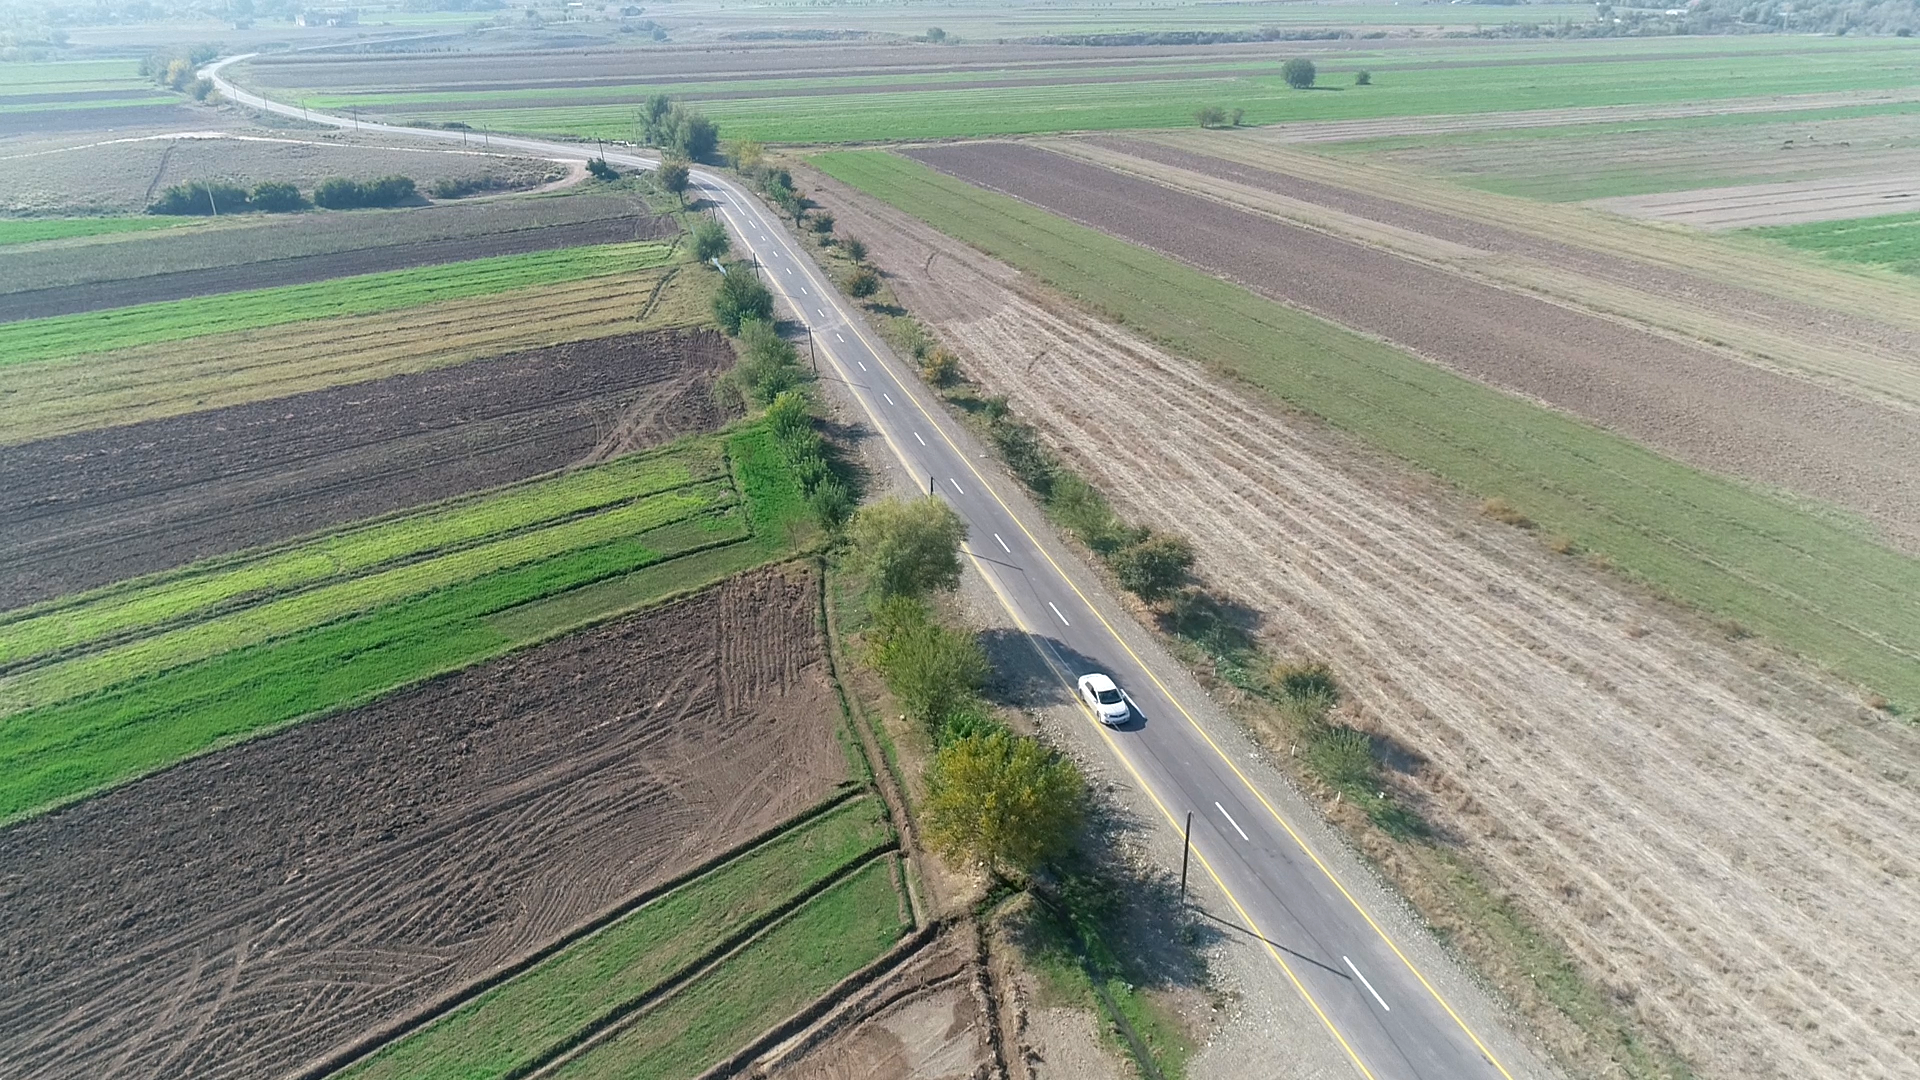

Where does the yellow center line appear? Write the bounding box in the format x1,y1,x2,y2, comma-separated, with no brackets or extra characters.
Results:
758,197,1515,1080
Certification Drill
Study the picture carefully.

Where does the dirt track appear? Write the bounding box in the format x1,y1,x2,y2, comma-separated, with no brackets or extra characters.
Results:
0,565,844,1080
905,142,1920,551
803,165,1920,1080
0,328,733,610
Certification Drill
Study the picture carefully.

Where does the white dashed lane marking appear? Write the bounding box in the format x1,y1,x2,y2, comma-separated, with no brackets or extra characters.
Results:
994,533,1010,553
1049,602,1071,626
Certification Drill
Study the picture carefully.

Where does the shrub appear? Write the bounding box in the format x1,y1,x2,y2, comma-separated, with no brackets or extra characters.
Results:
692,219,730,261
920,346,960,387
248,181,304,212
1049,473,1133,555
1479,496,1533,529
847,497,968,598
586,157,619,180
988,417,1055,497
313,175,415,209
1195,104,1228,128
1305,726,1376,789
811,212,835,235
846,266,880,298
1110,532,1195,601
866,596,991,731
1282,57,1316,89
1355,69,1372,86
842,236,868,262
735,318,803,405
1231,106,1246,126
189,77,214,101
147,181,249,215
712,265,774,333
1271,659,1340,707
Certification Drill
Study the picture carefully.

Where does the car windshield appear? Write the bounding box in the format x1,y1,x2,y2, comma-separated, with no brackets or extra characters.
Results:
1095,688,1122,705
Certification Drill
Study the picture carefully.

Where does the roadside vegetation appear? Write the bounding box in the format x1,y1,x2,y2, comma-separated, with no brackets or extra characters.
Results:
814,149,1920,712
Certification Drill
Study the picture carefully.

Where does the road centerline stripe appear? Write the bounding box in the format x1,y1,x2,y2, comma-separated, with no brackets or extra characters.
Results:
1345,956,1391,1012
914,431,927,446
1216,801,1251,842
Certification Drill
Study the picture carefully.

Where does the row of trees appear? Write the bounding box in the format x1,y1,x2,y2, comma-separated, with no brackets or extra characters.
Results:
846,497,1088,880
639,95,718,161
148,179,302,215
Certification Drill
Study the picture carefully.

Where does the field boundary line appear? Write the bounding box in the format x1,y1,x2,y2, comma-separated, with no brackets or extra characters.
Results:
297,793,883,1080
518,851,909,1080
693,909,944,1080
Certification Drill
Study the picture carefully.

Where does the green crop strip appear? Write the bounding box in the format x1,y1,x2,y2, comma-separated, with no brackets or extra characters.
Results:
0,424,817,824
814,150,1920,707
339,797,892,1080
0,449,720,669
0,241,676,368
551,856,908,1080
1751,211,1920,276
0,217,197,246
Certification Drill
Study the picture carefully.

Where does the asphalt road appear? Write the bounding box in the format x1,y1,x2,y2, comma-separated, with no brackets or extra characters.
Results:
207,56,1547,1080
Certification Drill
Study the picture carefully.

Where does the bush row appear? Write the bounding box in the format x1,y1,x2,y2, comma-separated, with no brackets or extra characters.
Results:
147,175,419,216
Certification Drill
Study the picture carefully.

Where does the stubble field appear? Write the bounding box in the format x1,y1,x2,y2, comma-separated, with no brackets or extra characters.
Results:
800,160,1920,1080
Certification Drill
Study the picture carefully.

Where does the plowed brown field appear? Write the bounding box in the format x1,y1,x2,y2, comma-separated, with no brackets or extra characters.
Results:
903,142,1920,551
801,164,1920,1080
0,565,844,1080
0,328,733,610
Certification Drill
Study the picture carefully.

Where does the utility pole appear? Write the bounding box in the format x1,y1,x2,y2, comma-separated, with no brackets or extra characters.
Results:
807,327,815,372
1180,812,1193,903
929,474,935,495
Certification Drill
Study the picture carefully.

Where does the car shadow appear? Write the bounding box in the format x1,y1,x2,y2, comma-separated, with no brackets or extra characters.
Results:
979,628,1151,731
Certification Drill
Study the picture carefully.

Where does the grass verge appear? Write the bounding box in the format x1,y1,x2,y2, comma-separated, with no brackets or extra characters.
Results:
0,216,196,246
812,149,1920,710
338,796,893,1080
550,855,910,1080
1750,210,1920,277
0,423,816,825
0,240,676,368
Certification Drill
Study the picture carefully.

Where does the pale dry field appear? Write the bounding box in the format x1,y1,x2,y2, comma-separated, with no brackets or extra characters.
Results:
1594,174,1920,228
805,165,1920,1080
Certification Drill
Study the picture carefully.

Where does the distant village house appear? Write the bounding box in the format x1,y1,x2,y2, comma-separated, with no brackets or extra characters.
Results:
296,9,359,26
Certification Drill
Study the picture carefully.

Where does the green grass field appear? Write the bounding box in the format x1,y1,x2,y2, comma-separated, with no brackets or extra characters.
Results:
551,855,908,1080
340,796,894,1080
0,424,817,824
0,216,197,246
815,150,1920,708
0,59,149,96
1751,211,1920,276
356,40,1920,144
0,241,676,368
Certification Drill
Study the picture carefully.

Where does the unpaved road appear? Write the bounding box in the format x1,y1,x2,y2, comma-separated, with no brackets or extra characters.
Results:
804,164,1920,1080
905,141,1920,552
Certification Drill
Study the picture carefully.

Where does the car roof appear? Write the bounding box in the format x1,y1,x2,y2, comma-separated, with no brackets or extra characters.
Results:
1082,672,1117,691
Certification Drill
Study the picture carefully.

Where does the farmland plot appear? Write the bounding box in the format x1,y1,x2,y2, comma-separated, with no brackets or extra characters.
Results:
799,163,1920,1080
0,328,733,608
901,141,1920,550
0,565,851,1080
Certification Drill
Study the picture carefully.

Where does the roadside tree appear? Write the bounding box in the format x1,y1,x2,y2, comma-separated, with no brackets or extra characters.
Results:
1110,532,1195,601
866,596,991,730
656,158,691,202
842,236,869,262
847,496,967,598
712,266,774,333
692,218,730,260
846,266,880,298
924,729,1086,880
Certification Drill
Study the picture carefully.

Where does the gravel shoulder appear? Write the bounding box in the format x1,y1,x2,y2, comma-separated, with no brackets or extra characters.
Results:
801,161,1920,1080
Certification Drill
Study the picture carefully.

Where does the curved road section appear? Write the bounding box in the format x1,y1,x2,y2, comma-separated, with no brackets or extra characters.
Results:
206,55,1553,1080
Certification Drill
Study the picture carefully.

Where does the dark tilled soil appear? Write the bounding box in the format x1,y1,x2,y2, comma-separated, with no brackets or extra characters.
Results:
1088,136,1920,358
0,102,198,136
0,328,734,610
905,142,1920,549
0,564,846,1080
0,215,669,322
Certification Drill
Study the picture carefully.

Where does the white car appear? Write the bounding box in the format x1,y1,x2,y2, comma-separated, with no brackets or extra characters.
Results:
1078,672,1131,726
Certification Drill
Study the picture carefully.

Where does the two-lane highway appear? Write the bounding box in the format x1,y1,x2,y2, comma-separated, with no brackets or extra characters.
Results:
207,55,1551,1080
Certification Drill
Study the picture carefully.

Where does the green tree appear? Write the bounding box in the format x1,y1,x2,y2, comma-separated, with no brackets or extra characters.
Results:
842,236,869,262
1230,106,1246,126
924,729,1086,879
1282,57,1316,89
846,265,880,298
249,180,304,212
1109,531,1195,601
1355,69,1372,86
724,138,764,170
1195,104,1228,128
712,266,774,333
811,212,835,236
926,26,947,42
657,158,691,201
847,496,967,598
736,317,803,404
692,218,730,261
866,596,991,730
